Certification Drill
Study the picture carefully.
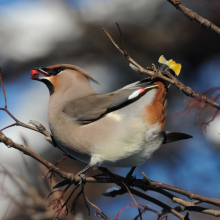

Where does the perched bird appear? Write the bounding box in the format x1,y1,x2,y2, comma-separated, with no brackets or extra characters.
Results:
31,56,192,175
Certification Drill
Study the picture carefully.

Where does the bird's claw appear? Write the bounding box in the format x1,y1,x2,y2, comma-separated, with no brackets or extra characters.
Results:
45,136,53,144
75,173,86,186
125,175,136,187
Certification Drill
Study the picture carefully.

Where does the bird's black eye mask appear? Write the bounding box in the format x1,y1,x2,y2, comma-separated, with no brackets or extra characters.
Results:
41,67,70,76
32,66,79,78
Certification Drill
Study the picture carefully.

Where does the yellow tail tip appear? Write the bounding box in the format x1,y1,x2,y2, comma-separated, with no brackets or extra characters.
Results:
170,63,181,76
158,55,167,64
158,55,181,76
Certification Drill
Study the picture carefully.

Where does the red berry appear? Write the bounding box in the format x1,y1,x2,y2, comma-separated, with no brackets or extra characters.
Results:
30,70,39,78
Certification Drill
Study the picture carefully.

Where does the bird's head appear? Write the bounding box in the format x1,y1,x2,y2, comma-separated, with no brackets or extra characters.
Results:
31,64,99,96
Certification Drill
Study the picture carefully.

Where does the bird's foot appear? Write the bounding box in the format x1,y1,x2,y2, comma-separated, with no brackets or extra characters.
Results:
125,166,137,187
124,166,136,187
52,164,90,189
52,173,87,189
125,174,136,187
126,166,136,178
75,173,86,186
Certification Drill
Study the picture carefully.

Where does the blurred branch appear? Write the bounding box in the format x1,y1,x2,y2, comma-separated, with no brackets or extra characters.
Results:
167,0,220,35
0,71,52,137
176,87,220,132
0,160,68,220
0,68,7,108
0,130,73,182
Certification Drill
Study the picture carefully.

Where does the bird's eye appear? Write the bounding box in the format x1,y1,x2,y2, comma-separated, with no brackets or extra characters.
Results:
53,67,64,75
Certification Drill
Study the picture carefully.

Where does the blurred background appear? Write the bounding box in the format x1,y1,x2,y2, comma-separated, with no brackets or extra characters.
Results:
0,0,220,219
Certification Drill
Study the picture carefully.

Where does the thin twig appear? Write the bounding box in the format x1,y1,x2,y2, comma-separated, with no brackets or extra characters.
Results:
116,22,127,56
0,72,52,136
86,196,110,220
122,182,142,220
0,68,7,108
122,182,141,210
115,204,153,220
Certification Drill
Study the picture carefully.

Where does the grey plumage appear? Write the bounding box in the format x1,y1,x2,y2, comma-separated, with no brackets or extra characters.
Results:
31,62,192,171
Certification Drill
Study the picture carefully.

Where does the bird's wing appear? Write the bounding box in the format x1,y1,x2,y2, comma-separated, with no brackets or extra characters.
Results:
63,81,157,125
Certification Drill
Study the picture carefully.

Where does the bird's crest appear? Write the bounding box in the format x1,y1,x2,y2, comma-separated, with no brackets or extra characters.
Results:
46,64,100,84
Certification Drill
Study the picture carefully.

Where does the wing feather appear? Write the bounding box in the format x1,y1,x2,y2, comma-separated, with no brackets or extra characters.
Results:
63,81,157,125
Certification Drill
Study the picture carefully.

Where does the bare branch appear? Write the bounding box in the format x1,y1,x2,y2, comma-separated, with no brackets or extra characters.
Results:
103,25,220,111
147,180,220,207
167,0,220,35
115,22,128,56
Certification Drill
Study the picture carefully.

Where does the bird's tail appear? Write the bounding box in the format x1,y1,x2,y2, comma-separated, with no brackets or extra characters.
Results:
157,55,181,89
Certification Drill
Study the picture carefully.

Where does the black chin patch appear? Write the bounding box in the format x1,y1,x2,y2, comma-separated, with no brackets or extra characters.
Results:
41,79,54,95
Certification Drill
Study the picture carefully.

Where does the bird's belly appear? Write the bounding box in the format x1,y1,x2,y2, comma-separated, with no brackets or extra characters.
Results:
99,134,164,167
85,116,163,167
49,112,163,167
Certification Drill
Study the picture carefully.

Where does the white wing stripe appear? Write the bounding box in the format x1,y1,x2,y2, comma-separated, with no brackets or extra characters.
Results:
128,89,141,100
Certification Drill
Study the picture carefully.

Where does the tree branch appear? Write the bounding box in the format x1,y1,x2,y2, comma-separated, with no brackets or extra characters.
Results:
167,0,220,36
102,26,220,111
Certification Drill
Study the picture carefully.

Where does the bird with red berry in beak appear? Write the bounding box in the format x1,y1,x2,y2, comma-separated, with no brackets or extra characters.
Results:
31,56,192,177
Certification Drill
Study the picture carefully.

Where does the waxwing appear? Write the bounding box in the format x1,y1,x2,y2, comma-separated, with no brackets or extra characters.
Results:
31,56,192,175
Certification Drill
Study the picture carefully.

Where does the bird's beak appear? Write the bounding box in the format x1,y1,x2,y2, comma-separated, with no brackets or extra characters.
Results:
31,68,51,81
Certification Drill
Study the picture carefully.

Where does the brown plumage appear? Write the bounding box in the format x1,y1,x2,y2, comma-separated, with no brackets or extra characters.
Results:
142,81,167,130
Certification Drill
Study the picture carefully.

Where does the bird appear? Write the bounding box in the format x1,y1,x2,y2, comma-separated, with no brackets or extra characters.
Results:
31,55,192,176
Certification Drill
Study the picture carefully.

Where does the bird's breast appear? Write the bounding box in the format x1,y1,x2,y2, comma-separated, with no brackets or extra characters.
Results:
141,81,167,130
